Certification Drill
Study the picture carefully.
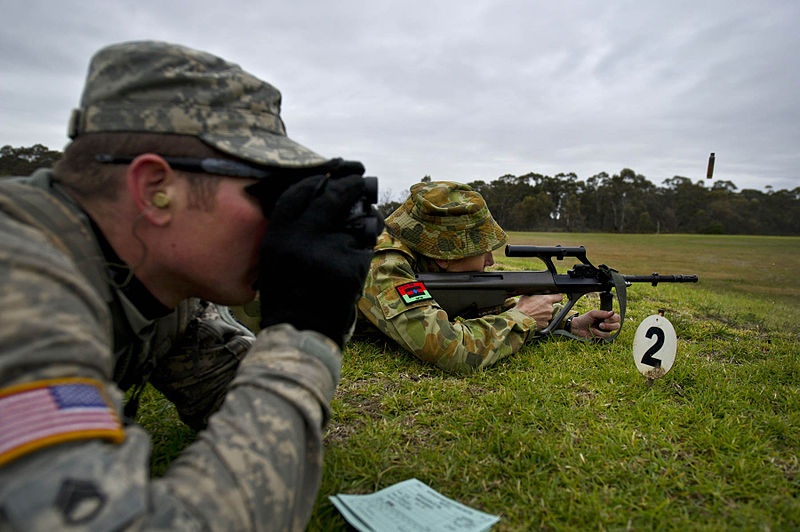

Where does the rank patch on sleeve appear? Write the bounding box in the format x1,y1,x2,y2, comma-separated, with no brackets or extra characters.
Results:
0,378,125,466
396,281,433,304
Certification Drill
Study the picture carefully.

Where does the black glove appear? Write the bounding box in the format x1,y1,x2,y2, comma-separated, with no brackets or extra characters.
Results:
257,173,383,347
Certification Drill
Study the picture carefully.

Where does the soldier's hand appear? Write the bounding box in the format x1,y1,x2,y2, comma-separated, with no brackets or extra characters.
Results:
257,174,382,347
514,294,563,330
570,310,620,339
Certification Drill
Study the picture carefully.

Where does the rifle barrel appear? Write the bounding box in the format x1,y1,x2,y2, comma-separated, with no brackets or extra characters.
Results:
624,274,699,286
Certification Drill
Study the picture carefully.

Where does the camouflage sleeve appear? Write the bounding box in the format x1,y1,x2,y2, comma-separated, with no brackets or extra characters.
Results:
0,211,339,530
149,300,256,430
152,323,340,531
357,250,537,373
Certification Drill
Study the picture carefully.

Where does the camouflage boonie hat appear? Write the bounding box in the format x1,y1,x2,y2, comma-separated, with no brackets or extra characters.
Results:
68,40,328,168
385,181,507,260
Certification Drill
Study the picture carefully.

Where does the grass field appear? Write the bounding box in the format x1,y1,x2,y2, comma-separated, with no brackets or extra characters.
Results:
139,233,800,530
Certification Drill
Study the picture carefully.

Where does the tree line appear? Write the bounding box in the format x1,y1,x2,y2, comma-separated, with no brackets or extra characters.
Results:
4,144,799,235
382,170,800,235
0,144,62,176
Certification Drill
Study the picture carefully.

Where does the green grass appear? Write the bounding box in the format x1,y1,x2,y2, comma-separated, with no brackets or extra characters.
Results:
135,386,196,477
138,233,800,530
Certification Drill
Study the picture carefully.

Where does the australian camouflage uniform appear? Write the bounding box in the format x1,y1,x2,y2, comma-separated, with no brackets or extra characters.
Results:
358,181,561,373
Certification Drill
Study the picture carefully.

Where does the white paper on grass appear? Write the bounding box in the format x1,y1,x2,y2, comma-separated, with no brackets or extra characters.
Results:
330,478,500,532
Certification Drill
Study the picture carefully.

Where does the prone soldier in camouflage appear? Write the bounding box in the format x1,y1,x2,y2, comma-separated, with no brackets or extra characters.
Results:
0,41,378,530
357,181,620,373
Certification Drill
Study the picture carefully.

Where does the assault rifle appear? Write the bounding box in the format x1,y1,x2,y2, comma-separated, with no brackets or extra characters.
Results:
415,245,698,341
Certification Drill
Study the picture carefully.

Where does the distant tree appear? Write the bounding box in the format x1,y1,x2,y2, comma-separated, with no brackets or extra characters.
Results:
580,172,606,230
0,144,62,176
377,200,402,219
561,193,585,232
597,168,657,233
637,211,655,233
711,180,738,193
661,176,708,233
510,192,554,230
469,174,535,230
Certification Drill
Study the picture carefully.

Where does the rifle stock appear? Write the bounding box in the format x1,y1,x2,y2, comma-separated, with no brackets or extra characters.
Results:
415,245,698,340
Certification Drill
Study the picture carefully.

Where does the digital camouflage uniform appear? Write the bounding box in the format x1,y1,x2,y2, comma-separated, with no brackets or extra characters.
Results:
0,41,340,531
358,182,559,373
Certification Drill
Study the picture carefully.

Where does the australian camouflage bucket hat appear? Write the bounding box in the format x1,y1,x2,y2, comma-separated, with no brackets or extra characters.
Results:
385,181,507,260
68,40,328,168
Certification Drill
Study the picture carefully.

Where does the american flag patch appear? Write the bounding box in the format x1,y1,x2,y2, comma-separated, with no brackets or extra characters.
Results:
0,378,124,466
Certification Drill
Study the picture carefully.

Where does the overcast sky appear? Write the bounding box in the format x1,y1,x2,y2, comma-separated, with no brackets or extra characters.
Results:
2,0,798,199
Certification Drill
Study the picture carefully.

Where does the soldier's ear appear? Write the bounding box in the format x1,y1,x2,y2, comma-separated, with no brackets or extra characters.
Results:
126,154,176,226
434,258,450,271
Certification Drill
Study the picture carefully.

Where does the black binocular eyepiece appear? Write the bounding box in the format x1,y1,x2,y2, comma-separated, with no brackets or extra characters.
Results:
243,158,381,243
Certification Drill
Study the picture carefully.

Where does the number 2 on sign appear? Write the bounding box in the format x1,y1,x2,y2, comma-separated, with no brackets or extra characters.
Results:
632,315,677,378
641,327,665,368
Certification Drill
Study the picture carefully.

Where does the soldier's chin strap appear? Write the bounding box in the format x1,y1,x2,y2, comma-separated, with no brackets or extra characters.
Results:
547,265,627,343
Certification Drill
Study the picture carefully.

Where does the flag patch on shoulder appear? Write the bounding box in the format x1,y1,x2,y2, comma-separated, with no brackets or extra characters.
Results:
396,281,433,304
0,378,124,466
